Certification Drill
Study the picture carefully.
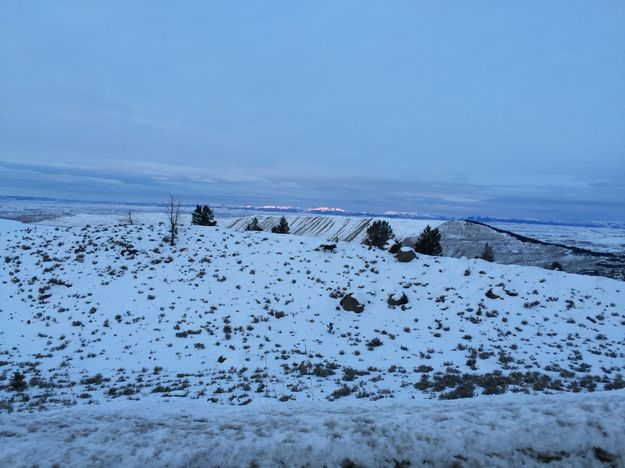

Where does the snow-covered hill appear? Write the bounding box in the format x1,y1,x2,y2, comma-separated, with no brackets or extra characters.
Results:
228,214,443,243
229,215,625,280
1,219,624,414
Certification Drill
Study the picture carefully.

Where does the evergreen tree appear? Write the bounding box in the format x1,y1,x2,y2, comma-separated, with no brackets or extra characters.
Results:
191,205,202,225
413,225,442,256
271,216,290,234
202,205,216,226
10,371,27,391
480,243,494,262
363,220,394,249
245,217,263,231
191,205,217,226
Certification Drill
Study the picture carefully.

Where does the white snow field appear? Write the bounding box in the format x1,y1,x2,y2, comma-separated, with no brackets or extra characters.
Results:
1,217,625,466
1,389,624,467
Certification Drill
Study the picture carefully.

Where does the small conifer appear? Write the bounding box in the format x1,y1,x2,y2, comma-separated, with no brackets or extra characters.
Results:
271,216,290,234
480,243,495,262
10,371,27,391
245,217,263,231
363,220,394,249
413,225,442,256
191,205,217,226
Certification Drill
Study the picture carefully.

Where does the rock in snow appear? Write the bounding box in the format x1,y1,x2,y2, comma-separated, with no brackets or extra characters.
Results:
340,293,365,313
396,246,417,262
387,291,409,306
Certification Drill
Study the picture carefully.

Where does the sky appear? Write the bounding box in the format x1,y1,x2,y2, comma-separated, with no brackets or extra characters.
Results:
1,1,624,222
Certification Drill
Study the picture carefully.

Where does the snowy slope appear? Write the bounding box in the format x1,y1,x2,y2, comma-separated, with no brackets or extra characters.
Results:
1,389,624,467
228,214,444,243
1,220,624,414
229,215,625,280
0,218,24,233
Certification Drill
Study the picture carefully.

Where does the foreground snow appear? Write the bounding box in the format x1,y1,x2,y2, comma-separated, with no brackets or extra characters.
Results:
1,390,624,467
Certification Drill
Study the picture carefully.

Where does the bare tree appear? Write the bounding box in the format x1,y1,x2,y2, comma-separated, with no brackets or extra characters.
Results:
166,194,181,246
126,210,134,226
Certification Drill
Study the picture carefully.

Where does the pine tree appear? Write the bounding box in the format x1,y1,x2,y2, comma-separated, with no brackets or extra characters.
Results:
271,216,290,234
413,225,442,256
10,371,27,391
191,205,203,225
245,217,263,231
363,220,394,249
202,205,217,226
480,243,494,262
191,205,217,226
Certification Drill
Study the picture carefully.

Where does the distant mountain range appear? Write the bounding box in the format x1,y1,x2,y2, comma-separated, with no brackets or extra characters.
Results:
1,194,623,228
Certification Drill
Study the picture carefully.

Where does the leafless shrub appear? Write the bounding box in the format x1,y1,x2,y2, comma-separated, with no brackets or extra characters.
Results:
166,194,181,246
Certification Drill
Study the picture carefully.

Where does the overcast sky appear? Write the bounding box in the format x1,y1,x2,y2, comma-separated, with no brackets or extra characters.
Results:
1,1,624,221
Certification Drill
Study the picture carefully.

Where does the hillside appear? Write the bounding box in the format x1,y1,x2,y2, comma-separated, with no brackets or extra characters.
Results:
1,219,624,414
229,215,625,280
228,214,444,243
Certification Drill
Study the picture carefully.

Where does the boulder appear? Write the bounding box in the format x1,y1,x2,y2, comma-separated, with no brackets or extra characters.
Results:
387,292,409,306
396,246,416,263
340,294,365,313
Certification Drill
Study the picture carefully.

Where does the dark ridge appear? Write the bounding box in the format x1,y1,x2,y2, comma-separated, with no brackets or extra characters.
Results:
465,215,625,229
463,219,623,259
